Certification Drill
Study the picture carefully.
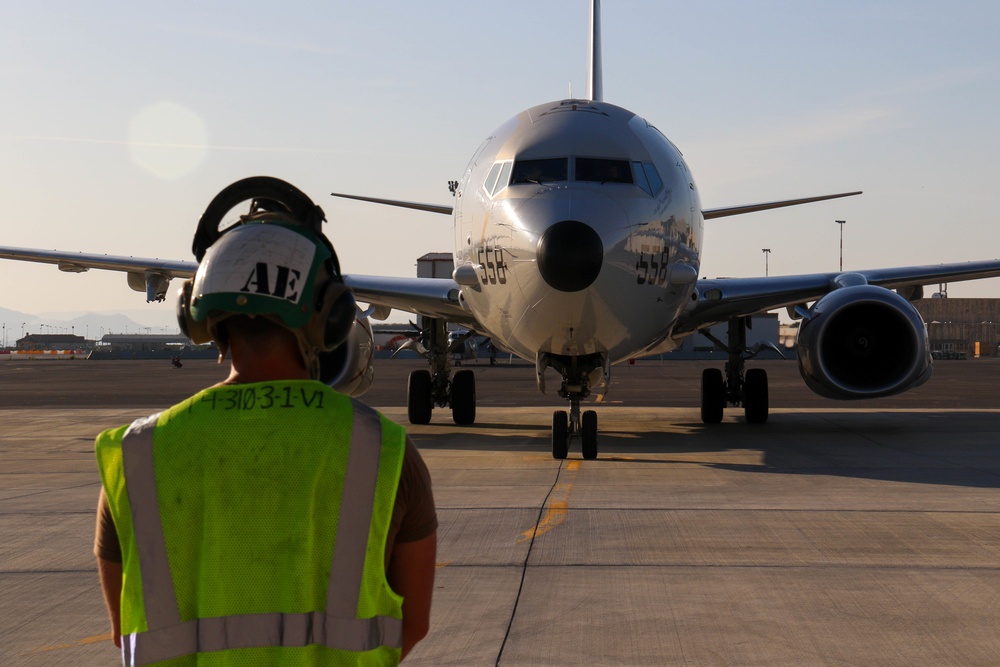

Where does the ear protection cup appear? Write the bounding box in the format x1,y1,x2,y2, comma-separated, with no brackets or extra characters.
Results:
303,277,357,351
176,279,212,344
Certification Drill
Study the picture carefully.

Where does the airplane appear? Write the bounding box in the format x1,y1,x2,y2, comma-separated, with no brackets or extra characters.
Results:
4,0,1000,461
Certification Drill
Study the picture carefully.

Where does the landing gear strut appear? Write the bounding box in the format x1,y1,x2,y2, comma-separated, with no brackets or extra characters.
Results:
406,317,477,425
543,352,604,460
699,316,769,424
551,402,599,460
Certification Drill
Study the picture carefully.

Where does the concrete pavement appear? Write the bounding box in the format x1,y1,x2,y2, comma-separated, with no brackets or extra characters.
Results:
2,360,999,665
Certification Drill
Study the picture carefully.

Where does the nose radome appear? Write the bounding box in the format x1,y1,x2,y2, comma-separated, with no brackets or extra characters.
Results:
536,220,604,292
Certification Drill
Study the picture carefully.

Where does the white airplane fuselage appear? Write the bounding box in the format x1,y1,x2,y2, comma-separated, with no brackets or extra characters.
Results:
454,98,703,366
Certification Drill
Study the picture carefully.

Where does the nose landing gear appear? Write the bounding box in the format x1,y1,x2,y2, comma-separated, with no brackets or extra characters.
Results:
544,352,604,460
551,402,598,460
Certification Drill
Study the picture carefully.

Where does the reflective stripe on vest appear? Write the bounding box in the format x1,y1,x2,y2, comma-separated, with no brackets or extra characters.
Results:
118,399,402,666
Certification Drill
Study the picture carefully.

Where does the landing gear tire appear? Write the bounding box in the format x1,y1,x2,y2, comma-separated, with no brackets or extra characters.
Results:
407,369,433,425
552,410,568,460
701,368,725,424
451,369,476,425
582,410,598,460
743,368,769,424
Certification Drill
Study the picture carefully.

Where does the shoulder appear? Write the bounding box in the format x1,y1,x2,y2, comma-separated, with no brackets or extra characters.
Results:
95,410,161,453
95,423,130,448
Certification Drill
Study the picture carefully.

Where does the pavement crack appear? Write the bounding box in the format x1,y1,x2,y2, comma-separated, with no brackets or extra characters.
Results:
494,460,566,666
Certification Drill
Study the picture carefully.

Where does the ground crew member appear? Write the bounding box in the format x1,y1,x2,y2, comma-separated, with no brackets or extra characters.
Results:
94,178,436,665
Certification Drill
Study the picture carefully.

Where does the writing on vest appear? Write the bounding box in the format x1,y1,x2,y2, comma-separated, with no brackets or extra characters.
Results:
189,384,327,413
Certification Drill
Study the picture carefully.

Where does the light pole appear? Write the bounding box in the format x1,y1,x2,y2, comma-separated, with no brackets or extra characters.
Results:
836,220,846,271
762,248,771,276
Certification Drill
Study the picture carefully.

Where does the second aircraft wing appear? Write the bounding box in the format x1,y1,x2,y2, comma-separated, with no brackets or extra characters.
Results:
676,258,1000,334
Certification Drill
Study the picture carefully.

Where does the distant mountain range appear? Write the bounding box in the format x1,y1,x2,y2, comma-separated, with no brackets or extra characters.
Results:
0,306,179,344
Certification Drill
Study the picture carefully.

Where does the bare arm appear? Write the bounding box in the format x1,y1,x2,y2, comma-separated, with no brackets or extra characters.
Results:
97,557,123,648
387,531,436,661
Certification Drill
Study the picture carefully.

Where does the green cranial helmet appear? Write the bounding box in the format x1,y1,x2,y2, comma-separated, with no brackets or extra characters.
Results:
189,221,332,329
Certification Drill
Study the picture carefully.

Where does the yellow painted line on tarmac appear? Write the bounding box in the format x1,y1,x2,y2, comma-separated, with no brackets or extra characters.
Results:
29,633,112,654
517,460,581,543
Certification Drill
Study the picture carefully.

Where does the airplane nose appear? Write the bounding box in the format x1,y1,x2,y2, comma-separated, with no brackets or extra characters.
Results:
536,220,604,292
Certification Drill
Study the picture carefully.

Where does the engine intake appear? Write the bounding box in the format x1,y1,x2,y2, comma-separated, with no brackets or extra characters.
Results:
796,285,931,399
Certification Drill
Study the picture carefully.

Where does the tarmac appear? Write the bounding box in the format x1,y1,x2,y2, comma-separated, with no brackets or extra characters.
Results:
2,357,999,666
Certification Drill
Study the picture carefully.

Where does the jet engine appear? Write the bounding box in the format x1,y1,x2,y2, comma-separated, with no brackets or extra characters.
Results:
318,307,376,396
796,283,931,399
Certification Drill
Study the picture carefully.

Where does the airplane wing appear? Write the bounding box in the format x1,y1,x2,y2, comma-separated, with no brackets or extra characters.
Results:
330,192,454,216
0,245,196,277
0,244,475,325
0,245,197,301
675,259,1000,334
344,274,476,326
702,191,862,219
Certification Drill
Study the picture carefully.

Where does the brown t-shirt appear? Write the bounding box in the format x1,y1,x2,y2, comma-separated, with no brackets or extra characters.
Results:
95,435,436,571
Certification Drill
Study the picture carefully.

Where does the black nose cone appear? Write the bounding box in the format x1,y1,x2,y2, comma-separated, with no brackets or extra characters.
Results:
536,220,604,292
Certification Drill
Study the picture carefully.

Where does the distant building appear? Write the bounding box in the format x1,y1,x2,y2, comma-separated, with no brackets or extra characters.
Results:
16,334,87,351
416,253,454,279
913,298,1000,358
89,334,217,360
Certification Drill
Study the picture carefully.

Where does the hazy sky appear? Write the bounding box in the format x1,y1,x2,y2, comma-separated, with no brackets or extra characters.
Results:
2,1,998,328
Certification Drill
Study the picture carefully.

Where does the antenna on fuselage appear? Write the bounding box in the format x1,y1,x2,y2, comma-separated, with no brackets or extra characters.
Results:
587,0,603,102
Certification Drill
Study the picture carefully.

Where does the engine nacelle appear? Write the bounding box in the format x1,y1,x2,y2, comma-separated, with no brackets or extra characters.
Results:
796,285,931,399
318,308,375,397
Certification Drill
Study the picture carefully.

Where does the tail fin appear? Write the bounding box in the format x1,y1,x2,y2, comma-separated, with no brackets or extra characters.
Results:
587,0,603,101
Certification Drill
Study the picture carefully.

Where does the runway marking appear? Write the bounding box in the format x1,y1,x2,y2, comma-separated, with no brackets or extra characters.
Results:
517,460,580,543
29,633,112,654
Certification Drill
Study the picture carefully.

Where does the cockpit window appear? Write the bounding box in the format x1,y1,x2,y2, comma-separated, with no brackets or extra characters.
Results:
632,161,663,196
484,163,503,195
511,158,568,184
576,158,633,184
631,162,651,194
643,162,663,194
494,162,513,194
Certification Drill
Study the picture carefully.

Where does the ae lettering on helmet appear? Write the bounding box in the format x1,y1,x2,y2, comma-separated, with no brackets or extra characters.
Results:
240,262,302,301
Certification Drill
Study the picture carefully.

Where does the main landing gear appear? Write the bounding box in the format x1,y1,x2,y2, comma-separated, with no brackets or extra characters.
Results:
543,352,604,460
406,318,477,426
699,316,772,425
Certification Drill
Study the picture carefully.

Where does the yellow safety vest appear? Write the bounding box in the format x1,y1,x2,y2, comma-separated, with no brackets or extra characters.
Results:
96,380,406,666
